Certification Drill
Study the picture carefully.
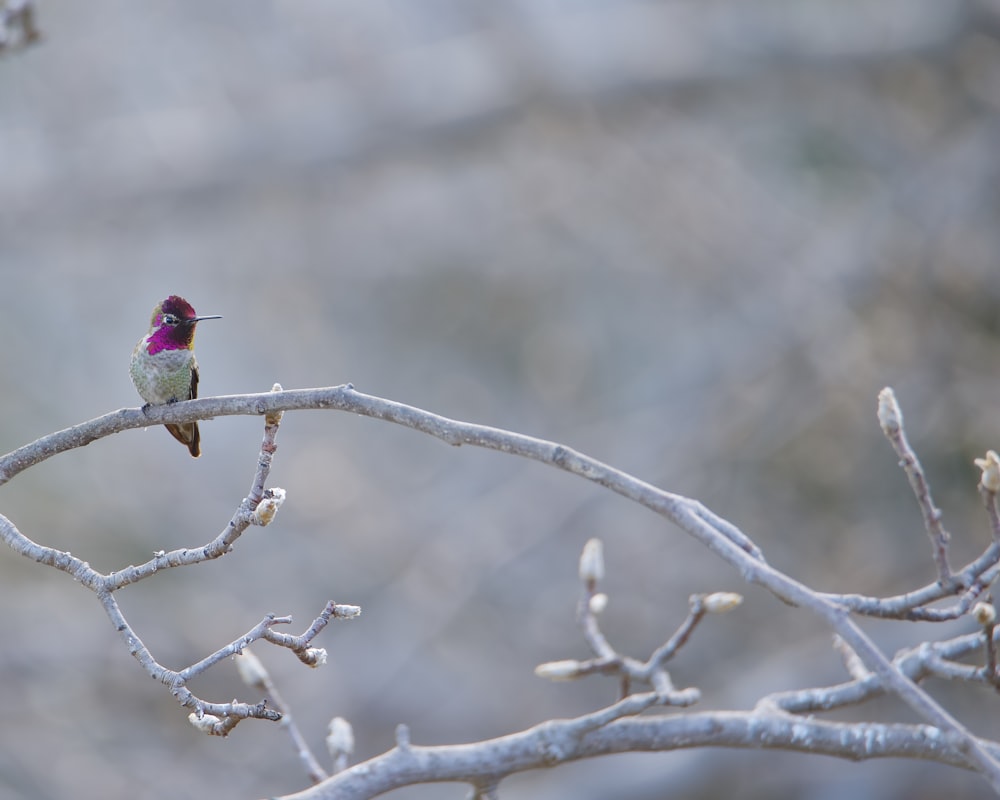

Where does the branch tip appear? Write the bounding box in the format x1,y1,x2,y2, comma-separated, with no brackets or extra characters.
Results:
877,387,902,437
535,660,583,681
395,723,412,750
589,592,609,615
188,712,222,734
703,592,743,614
973,602,997,627
975,451,1000,494
300,647,328,668
579,538,605,584
252,487,286,526
326,716,355,760
333,603,362,619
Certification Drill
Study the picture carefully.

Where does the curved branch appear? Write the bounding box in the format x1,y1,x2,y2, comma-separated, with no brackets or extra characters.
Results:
3,385,999,786
274,710,991,800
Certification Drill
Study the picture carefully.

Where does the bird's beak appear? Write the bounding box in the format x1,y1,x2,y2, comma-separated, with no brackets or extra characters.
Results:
191,315,223,323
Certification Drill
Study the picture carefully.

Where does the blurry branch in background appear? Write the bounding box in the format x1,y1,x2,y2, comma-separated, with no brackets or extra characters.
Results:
3,385,1000,796
0,0,39,50
532,536,737,703
236,648,331,784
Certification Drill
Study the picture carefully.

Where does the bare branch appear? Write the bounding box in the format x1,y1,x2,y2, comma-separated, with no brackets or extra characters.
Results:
0,400,358,734
237,649,329,784
763,625,1000,716
273,711,995,800
4,384,1000,789
877,387,953,584
822,545,1000,620
262,601,361,667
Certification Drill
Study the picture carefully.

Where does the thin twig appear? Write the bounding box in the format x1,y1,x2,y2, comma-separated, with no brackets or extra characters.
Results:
646,595,707,671
237,649,329,784
824,549,1000,621
877,387,953,584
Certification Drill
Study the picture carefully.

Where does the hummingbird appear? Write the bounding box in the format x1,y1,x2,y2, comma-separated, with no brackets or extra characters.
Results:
129,295,221,457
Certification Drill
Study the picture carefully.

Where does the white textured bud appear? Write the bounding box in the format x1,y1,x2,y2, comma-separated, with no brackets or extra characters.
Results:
265,384,285,425
234,649,268,689
334,604,362,619
579,538,605,583
877,387,902,436
703,592,743,614
534,659,582,681
588,592,608,614
973,602,997,626
253,487,286,526
975,451,1000,494
326,716,355,758
303,647,328,668
188,713,221,733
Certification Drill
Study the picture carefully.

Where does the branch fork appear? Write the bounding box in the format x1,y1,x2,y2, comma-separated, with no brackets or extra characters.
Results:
4,383,1000,794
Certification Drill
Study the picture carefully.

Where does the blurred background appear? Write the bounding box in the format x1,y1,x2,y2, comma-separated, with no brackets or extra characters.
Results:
3,1,1000,798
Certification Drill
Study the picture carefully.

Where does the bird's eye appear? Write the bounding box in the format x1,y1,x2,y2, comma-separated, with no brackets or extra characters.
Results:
163,314,179,326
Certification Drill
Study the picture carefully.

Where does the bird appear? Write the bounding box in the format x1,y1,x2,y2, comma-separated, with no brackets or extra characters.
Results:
129,295,221,457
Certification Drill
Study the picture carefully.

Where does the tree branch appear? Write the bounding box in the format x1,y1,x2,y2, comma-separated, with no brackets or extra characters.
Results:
274,711,994,800
4,384,1000,789
0,393,358,735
